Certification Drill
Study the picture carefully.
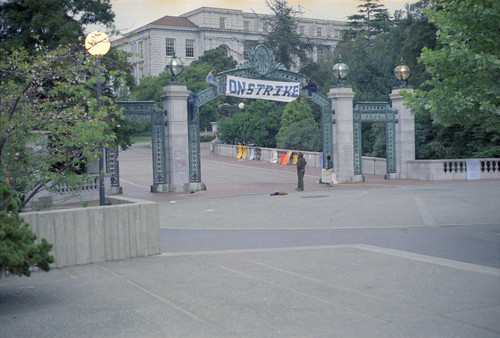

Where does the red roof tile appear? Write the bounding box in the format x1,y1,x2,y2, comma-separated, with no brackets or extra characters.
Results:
150,16,197,28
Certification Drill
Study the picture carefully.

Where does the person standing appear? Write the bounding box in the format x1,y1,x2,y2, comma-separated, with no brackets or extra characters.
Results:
296,152,306,191
206,69,220,96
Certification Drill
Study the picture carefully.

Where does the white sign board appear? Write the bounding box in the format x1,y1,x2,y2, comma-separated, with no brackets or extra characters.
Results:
226,75,300,103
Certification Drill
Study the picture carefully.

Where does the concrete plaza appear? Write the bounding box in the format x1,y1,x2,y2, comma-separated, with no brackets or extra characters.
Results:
1,143,499,337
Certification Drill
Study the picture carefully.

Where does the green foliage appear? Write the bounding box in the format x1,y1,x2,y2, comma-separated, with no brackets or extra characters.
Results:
218,100,283,147
276,99,321,151
131,47,239,133
0,0,115,53
343,0,392,39
130,73,170,107
0,183,54,277
276,119,322,152
362,123,386,157
0,46,126,208
280,99,315,129
263,0,314,69
200,135,215,143
402,0,500,157
189,46,237,71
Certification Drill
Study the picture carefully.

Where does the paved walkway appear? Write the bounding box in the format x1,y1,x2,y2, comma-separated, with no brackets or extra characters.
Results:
1,143,499,337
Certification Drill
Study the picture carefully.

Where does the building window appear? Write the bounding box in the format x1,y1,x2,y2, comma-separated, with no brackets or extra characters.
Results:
329,25,335,37
299,25,304,35
220,17,226,29
219,45,229,57
317,46,329,60
317,27,322,37
138,41,144,59
165,38,175,57
317,47,324,60
244,21,249,31
185,39,194,58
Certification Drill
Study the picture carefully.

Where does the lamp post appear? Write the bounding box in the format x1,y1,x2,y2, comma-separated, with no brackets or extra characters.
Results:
85,31,110,206
165,52,184,85
394,57,410,88
332,55,349,87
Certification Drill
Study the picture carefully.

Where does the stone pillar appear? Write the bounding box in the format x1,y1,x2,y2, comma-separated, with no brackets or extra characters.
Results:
328,87,361,183
161,84,204,192
390,88,415,179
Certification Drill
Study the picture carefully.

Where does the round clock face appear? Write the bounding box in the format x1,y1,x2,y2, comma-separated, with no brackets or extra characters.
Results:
85,31,110,56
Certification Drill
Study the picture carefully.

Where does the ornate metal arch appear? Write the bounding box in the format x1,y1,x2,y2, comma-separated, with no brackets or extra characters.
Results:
353,102,398,176
115,101,167,191
192,45,333,178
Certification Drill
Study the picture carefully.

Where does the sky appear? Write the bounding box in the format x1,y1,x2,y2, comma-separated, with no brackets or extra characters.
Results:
110,0,419,34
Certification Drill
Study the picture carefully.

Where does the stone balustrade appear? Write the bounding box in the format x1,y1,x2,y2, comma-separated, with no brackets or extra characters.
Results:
210,143,500,181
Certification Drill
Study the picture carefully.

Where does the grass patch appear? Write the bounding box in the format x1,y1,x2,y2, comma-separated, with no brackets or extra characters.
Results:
132,136,152,143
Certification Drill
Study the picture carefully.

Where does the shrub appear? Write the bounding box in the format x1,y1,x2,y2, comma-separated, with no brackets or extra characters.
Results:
0,183,54,277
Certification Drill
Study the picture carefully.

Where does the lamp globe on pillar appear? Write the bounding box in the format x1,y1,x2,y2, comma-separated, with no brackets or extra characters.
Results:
85,31,110,206
332,55,349,87
165,52,184,84
394,58,410,88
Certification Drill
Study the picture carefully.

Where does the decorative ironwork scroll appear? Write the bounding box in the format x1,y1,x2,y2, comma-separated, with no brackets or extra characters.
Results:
193,45,333,170
105,146,119,188
116,101,167,188
353,102,398,175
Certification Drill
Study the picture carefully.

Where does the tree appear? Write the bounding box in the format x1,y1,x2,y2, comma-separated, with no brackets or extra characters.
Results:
276,119,322,152
0,46,126,208
1,182,54,277
276,99,321,151
262,0,314,69
189,46,237,72
218,100,283,147
131,47,238,132
0,0,115,53
343,0,392,40
0,0,135,102
403,0,500,157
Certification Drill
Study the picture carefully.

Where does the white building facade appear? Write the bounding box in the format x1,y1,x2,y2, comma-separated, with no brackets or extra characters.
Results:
113,7,346,82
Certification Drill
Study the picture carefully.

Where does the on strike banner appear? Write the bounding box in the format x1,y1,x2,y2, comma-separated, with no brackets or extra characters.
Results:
225,75,300,103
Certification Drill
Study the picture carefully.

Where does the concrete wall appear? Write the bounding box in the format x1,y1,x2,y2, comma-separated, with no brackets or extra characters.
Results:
213,144,322,168
362,157,387,176
21,196,160,268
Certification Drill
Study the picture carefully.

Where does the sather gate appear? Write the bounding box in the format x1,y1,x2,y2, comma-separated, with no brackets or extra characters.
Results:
192,45,333,176
109,45,414,193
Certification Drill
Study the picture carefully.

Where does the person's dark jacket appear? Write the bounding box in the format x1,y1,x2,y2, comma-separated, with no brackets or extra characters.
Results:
297,157,306,171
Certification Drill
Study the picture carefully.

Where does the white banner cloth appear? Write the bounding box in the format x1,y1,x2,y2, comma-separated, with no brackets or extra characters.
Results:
225,75,300,102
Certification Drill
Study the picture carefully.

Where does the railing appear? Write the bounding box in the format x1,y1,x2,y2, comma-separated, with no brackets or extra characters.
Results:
210,143,500,181
408,159,499,180
443,160,499,174
24,175,110,210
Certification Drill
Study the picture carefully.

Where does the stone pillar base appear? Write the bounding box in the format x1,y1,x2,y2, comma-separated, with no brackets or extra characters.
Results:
109,187,123,195
352,175,365,182
186,182,206,192
384,173,400,180
151,182,206,193
151,184,169,193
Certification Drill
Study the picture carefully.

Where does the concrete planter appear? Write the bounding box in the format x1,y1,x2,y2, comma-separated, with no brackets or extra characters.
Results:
21,196,160,268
